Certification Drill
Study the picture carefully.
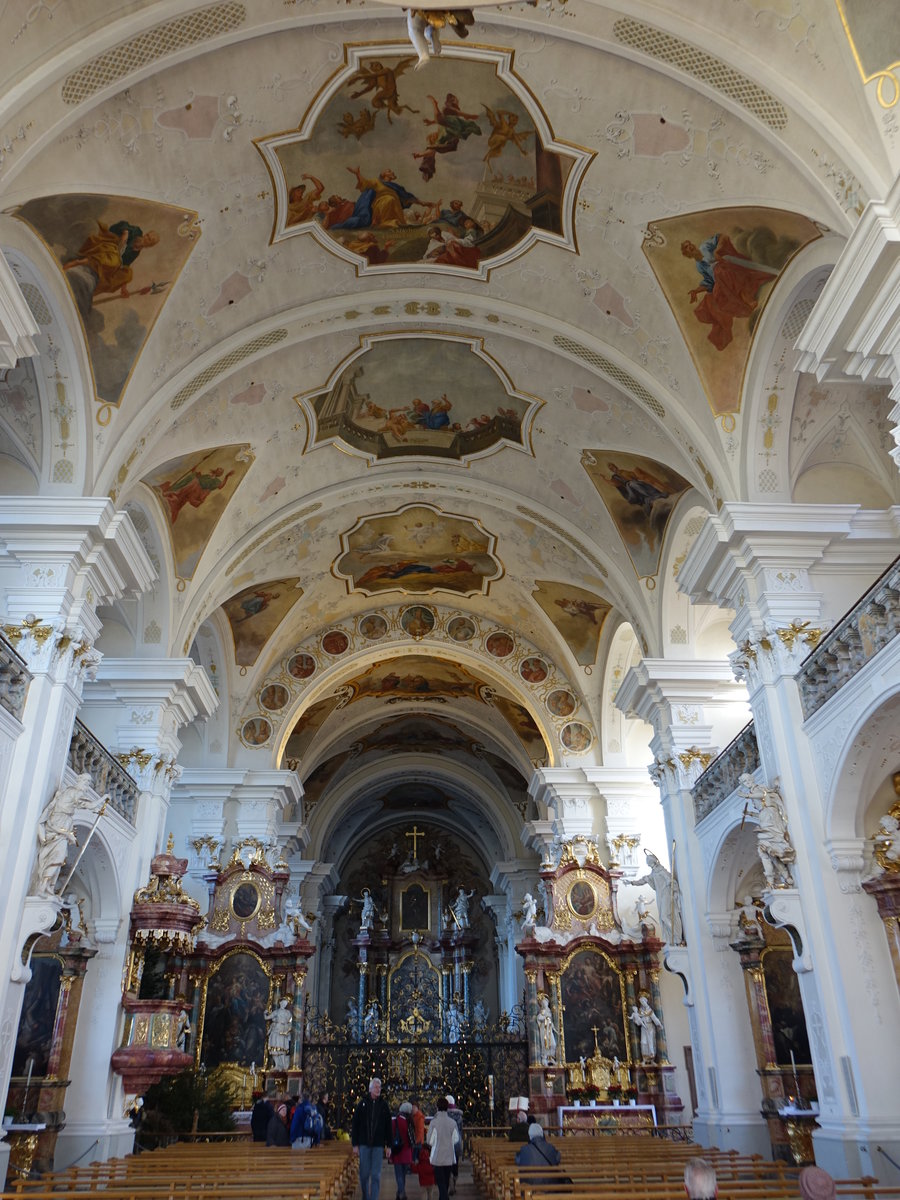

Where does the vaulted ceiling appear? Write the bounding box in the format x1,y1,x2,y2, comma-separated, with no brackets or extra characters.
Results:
2,1,899,825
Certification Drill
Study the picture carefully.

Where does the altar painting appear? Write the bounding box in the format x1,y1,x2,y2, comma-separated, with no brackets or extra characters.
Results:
582,451,692,580
200,952,269,1069
11,194,199,409
643,207,822,416
12,956,62,1076
335,504,500,597
532,580,611,666
222,578,303,666
143,445,253,580
560,949,627,1062
256,50,587,274
762,947,812,1066
301,336,533,462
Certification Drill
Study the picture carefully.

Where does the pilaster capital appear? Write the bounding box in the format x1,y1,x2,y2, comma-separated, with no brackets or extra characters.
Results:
795,174,900,410
616,659,743,736
82,657,218,759
0,246,39,369
0,500,155,640
679,503,900,648
527,767,597,838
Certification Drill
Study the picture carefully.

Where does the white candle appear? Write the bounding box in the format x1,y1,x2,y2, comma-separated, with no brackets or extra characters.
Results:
790,1050,796,1072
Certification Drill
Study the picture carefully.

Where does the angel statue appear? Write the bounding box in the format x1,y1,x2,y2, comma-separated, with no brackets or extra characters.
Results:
739,775,796,889
33,774,104,897
521,892,538,931
632,850,684,944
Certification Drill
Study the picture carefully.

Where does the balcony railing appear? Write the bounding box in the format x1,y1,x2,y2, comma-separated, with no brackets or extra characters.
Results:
691,721,759,823
0,631,32,722
798,553,900,719
68,719,138,826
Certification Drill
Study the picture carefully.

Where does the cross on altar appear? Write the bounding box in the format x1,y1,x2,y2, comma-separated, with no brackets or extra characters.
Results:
591,1025,601,1056
406,825,424,860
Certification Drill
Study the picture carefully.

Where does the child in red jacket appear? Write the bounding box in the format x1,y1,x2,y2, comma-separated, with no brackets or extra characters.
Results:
416,1141,435,1200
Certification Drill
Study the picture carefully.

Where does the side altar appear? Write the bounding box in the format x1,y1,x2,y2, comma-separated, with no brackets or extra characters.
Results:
517,838,683,1124
111,838,316,1102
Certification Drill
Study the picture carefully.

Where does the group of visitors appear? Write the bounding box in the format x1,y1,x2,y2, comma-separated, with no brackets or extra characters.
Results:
250,1089,330,1148
351,1079,464,1200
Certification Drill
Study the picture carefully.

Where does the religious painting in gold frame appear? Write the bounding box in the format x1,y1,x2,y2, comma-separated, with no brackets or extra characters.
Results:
400,883,431,932
566,878,597,920
760,945,812,1067
196,948,272,1070
559,945,629,1066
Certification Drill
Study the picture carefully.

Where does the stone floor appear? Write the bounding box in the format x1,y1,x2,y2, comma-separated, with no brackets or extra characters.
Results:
367,1159,481,1200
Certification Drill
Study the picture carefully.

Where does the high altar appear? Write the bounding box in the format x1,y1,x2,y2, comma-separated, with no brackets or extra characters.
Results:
517,838,683,1124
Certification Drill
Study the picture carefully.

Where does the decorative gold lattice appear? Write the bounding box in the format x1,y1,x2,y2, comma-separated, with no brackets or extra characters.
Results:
170,329,288,411
61,3,246,105
613,18,788,131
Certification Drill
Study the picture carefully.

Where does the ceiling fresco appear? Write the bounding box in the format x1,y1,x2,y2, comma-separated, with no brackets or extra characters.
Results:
2,0,895,831
334,503,502,596
643,207,823,416
299,333,537,462
256,46,590,275
10,194,199,413
581,451,694,581
221,578,304,667
142,445,254,581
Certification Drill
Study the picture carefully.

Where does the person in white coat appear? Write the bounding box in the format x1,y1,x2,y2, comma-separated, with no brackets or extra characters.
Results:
427,1097,459,1200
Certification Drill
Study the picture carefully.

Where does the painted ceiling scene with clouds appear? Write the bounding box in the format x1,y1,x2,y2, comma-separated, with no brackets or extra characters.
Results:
2,0,899,790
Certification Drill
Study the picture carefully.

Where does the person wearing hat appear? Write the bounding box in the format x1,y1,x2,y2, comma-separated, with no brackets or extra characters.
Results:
444,1095,463,1194
799,1166,836,1200
266,1101,291,1147
390,1100,415,1200
514,1122,561,1183
684,1159,717,1200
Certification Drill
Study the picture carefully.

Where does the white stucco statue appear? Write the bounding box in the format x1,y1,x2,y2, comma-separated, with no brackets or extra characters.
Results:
740,775,796,889
874,812,900,873
286,895,314,936
265,998,292,1070
452,886,474,929
175,1009,191,1052
535,993,558,1065
630,994,662,1062
521,892,538,930
632,850,684,944
447,997,462,1043
33,774,103,897
355,888,376,932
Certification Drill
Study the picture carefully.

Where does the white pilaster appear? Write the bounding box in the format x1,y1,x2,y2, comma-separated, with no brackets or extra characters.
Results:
678,503,900,1180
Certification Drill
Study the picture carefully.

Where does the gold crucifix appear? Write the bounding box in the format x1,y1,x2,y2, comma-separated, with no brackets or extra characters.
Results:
406,825,424,860
591,1025,601,1056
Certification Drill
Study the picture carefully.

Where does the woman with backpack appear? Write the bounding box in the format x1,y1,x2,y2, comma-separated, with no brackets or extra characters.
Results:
389,1100,415,1200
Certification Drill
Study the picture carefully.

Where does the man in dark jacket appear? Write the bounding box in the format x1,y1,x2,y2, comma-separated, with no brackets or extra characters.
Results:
351,1076,393,1200
251,1095,275,1142
514,1123,561,1183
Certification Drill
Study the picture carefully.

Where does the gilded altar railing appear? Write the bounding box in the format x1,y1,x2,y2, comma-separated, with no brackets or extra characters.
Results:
797,553,900,718
691,720,759,824
0,629,32,721
68,718,139,825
